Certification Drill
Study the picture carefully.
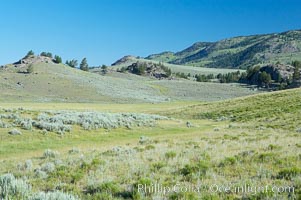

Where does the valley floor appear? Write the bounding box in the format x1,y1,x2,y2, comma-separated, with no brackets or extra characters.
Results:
0,89,300,199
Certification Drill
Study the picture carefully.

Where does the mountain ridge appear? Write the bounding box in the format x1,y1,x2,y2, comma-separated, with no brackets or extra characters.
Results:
145,29,301,69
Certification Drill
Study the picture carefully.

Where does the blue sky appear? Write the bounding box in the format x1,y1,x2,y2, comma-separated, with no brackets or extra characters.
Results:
0,0,300,66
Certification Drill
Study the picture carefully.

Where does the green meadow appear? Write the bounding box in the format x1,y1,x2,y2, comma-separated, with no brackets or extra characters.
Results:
0,88,300,199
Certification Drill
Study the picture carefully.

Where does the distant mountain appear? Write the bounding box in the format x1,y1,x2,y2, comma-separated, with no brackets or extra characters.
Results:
145,30,301,69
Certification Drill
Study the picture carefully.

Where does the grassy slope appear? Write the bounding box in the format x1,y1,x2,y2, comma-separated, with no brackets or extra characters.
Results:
0,89,300,199
0,62,166,103
0,61,256,103
146,30,301,68
164,88,301,131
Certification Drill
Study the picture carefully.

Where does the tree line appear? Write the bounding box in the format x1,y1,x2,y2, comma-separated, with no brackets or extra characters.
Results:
195,61,301,89
159,61,301,90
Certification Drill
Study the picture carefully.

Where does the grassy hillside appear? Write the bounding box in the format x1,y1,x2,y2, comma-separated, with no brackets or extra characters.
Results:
0,89,300,199
146,30,301,69
0,61,166,103
0,56,257,103
108,56,244,76
164,88,301,130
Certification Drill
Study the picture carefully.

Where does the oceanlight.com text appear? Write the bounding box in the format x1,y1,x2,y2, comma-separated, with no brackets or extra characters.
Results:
137,183,295,195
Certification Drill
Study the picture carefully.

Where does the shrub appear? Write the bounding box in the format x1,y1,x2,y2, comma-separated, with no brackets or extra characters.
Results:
41,162,56,173
14,117,32,130
43,149,58,159
18,160,33,171
24,160,33,171
8,128,22,135
219,156,237,167
86,182,120,196
0,173,31,199
119,67,127,73
107,146,136,156
20,111,167,134
0,113,19,119
0,120,10,128
35,111,167,132
133,178,152,196
34,169,48,179
169,192,199,200
33,120,71,134
151,162,166,171
145,145,155,150
256,153,276,162
139,136,151,145
165,151,176,159
277,167,301,180
30,191,78,200
54,159,63,166
180,161,209,178
186,121,192,128
69,147,80,154
267,144,281,151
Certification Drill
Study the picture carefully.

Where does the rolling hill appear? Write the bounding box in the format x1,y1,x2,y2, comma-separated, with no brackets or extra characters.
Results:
109,55,244,76
0,56,166,103
0,55,258,103
164,87,301,131
146,29,301,69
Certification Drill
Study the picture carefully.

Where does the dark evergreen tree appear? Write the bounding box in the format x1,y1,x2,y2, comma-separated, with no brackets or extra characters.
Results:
40,52,53,58
80,58,89,71
54,55,62,64
132,62,146,75
292,61,300,81
101,64,108,74
66,59,78,68
24,50,34,58
259,71,271,87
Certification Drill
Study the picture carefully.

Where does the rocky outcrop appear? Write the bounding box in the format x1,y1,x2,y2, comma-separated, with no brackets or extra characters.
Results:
13,55,55,68
111,55,137,66
123,61,171,79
